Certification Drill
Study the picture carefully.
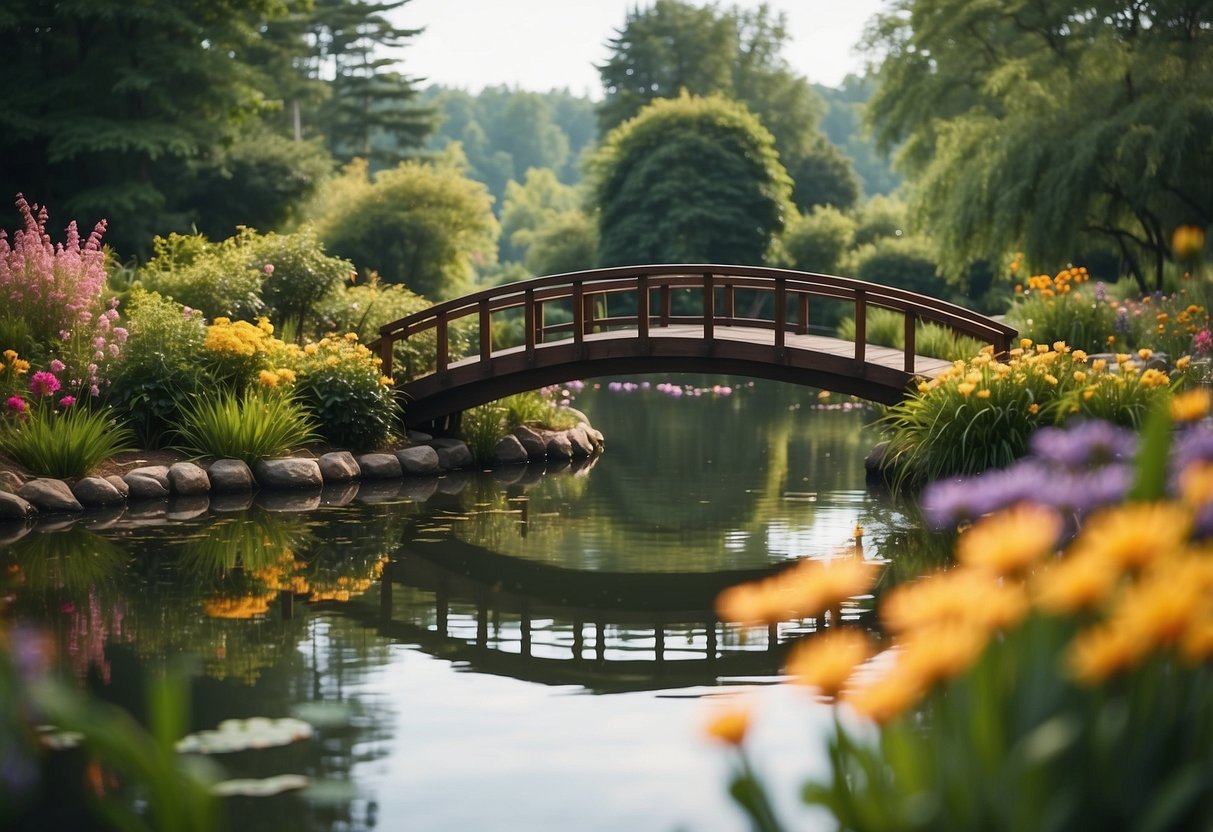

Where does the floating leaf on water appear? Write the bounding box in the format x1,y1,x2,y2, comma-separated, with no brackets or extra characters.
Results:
36,724,84,750
212,774,309,797
175,717,314,754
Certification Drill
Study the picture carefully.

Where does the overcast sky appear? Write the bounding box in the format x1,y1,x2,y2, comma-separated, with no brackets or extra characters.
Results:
394,0,887,97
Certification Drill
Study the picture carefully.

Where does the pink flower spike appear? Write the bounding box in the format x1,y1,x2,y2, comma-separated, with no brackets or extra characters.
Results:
58,395,76,408
29,370,60,397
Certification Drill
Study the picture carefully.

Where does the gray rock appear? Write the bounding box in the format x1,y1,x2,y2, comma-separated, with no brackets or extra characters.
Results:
396,445,440,476
169,462,210,495
428,437,464,450
435,442,473,470
0,491,35,520
71,476,126,507
493,435,529,465
319,451,360,482
17,478,83,513
0,471,24,493
126,465,170,489
545,433,574,460
357,453,403,479
566,425,595,458
252,458,324,490
407,429,434,443
564,406,592,425
512,426,548,459
124,473,170,499
208,459,254,493
104,475,130,498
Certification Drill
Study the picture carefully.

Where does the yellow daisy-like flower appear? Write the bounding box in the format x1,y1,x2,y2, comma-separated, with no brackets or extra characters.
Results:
258,369,279,388
2,349,16,362
1171,388,1209,423
1092,358,1108,372
1138,348,1153,361
704,706,750,746
1044,374,1058,386
276,368,297,385
1052,341,1069,353
1176,355,1192,371
1028,403,1040,415
345,331,360,341
882,569,1027,635
1068,503,1190,573
1116,353,1131,365
897,623,989,688
842,662,925,725
1033,551,1121,615
957,382,976,397
1073,371,1087,383
917,382,930,393
976,389,991,399
380,375,394,387
785,629,874,698
12,359,29,375
716,556,878,626
956,504,1062,577
1138,368,1168,388
1067,623,1146,684
1071,349,1088,362
1020,338,1034,349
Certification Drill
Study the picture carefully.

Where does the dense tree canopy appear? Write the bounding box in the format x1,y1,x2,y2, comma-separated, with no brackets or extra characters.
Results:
866,0,1213,290
589,93,791,266
597,0,858,212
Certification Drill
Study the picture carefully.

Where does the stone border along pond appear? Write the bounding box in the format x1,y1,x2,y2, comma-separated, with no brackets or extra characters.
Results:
0,419,605,529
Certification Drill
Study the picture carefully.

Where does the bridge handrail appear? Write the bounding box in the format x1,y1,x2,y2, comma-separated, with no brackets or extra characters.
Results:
374,264,1017,381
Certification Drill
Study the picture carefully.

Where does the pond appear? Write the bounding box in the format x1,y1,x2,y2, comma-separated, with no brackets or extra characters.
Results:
2,377,936,831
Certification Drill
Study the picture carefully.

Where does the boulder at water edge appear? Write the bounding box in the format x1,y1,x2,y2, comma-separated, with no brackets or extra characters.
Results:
0,491,35,520
126,465,171,489
567,425,596,458
319,452,360,482
492,435,529,465
357,453,403,479
396,445,440,476
18,478,83,513
511,426,548,460
252,458,324,490
431,440,473,470
545,433,573,460
169,462,210,496
72,476,126,507
124,473,170,499
208,459,255,493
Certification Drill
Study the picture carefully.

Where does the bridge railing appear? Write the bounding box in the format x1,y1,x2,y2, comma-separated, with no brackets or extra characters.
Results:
374,264,1017,383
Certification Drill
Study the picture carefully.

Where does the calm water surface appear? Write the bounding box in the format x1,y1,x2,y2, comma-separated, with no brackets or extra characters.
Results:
3,377,928,831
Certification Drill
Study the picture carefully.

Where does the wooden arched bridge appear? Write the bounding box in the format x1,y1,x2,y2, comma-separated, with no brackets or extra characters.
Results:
375,265,1017,429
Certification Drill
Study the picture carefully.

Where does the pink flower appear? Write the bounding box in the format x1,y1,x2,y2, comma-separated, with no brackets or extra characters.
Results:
49,359,65,373
5,395,25,414
1195,329,1213,356
263,263,275,275
58,395,76,408
29,370,60,397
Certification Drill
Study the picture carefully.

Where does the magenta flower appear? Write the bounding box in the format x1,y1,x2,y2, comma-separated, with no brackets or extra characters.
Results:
29,370,60,397
49,359,65,373
1194,329,1213,356
58,395,76,408
5,395,25,414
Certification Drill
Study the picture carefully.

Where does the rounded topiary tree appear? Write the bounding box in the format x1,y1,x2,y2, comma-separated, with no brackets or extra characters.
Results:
589,92,793,267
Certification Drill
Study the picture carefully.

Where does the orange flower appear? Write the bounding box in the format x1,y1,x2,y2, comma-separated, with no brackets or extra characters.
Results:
956,504,1062,577
785,629,875,698
704,706,750,746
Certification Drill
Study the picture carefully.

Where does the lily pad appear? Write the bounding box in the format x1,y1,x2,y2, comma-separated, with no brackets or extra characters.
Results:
175,717,314,754
213,774,309,797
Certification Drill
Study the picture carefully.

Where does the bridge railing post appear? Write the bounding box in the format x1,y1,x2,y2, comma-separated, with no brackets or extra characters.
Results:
797,293,809,335
774,277,787,350
436,317,448,374
659,284,671,327
637,274,650,342
479,299,492,366
723,282,735,324
525,287,536,361
703,272,715,342
573,282,585,345
854,289,867,367
379,335,394,383
903,312,917,374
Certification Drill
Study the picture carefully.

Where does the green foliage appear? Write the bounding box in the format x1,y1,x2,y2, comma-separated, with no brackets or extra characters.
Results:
814,76,902,198
780,206,857,275
852,194,908,248
523,212,598,277
837,308,984,362
0,403,134,479
849,234,950,299
865,0,1213,291
138,231,265,321
597,0,855,216
106,290,209,447
458,402,506,465
289,333,397,450
244,227,353,338
311,156,500,300
590,93,792,266
499,168,583,263
878,342,1175,488
172,388,318,463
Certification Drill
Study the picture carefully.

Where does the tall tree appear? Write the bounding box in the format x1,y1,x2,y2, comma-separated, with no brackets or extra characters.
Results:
305,0,435,168
589,93,792,267
0,0,281,254
865,0,1213,291
597,1,859,212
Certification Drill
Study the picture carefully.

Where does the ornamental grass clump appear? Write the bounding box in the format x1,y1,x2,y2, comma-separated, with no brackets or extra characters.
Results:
879,339,1183,488
171,388,318,464
836,307,984,361
288,332,396,451
714,398,1213,831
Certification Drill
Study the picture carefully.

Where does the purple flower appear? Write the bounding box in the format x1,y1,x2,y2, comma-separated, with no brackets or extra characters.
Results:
1029,421,1137,469
28,370,59,397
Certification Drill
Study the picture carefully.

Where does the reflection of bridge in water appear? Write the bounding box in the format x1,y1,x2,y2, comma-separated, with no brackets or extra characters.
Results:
364,517,869,692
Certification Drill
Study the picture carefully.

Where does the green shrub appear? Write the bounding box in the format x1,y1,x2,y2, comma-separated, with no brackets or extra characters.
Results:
780,205,856,275
289,333,397,450
172,388,318,463
106,290,209,446
244,228,352,340
460,402,507,465
879,340,1176,488
0,402,133,478
137,230,265,321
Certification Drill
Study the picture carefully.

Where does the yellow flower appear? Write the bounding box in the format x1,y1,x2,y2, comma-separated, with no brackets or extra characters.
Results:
1036,344,1050,354
1176,355,1192,371
917,382,930,393
716,556,879,626
1138,368,1168,388
704,706,750,746
956,504,1062,577
882,569,1026,635
1171,388,1209,423
2,349,15,362
785,629,874,698
1072,349,1088,362
957,382,976,397
344,331,359,341
380,375,394,387
258,369,279,388
842,662,925,725
897,623,989,688
1067,623,1146,684
276,368,297,385
1092,358,1107,372
12,359,29,375
1068,503,1190,574
1028,403,1040,415
1172,225,1206,260
1116,353,1130,365
976,389,991,399
965,371,983,385
1033,551,1121,615
1052,341,1069,353
1137,348,1153,361
1020,338,1034,350
1073,371,1087,383
304,343,319,355
1044,374,1058,386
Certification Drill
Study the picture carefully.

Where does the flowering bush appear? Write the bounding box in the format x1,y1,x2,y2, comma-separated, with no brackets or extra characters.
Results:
137,229,265,321
202,316,289,392
879,339,1186,488
715,397,1213,830
245,227,352,339
287,332,397,450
